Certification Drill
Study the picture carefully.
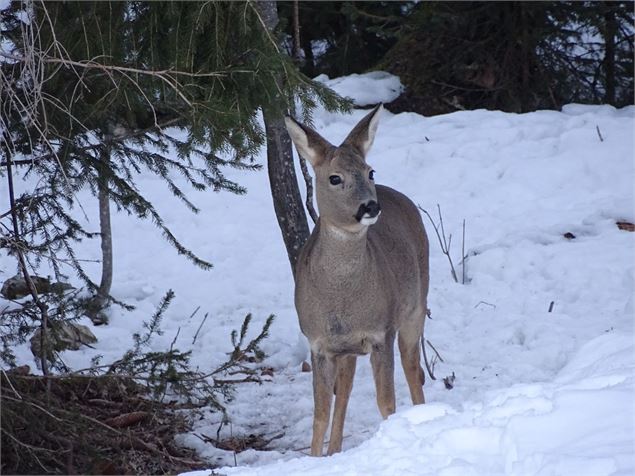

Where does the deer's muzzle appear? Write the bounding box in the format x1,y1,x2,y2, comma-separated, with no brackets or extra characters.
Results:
355,200,381,223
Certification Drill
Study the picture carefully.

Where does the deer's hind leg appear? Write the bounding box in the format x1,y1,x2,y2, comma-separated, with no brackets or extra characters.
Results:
327,354,357,455
310,350,336,456
370,331,396,419
398,313,426,405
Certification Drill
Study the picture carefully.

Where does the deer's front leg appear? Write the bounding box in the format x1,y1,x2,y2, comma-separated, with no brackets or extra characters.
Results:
370,331,396,419
310,350,336,456
327,354,357,455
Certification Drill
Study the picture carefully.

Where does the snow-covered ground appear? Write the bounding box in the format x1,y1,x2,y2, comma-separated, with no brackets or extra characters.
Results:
2,73,633,475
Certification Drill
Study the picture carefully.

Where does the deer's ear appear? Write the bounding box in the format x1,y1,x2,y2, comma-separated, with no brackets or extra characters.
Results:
285,116,333,168
341,103,383,157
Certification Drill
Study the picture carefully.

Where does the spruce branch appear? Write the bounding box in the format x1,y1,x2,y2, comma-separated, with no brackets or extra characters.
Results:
4,151,51,377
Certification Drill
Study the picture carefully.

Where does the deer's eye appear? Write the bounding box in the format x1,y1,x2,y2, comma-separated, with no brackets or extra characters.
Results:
329,175,342,185
369,170,375,181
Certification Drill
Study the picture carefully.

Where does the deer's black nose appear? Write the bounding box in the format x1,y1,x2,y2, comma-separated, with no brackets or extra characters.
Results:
365,200,381,218
355,200,381,221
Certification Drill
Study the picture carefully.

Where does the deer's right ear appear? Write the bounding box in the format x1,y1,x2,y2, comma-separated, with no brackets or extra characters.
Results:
285,116,332,168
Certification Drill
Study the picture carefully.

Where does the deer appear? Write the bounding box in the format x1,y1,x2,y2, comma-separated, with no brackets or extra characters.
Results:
284,104,430,457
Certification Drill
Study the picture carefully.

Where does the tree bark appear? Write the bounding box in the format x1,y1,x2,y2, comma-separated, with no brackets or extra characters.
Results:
292,0,302,63
289,0,318,225
520,4,531,112
602,2,616,105
81,147,114,325
97,146,113,307
256,1,310,278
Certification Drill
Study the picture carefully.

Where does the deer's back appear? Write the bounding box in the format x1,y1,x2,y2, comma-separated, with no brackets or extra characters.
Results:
369,185,429,311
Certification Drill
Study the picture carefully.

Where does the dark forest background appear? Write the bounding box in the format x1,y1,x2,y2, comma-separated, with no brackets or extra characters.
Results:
279,1,634,115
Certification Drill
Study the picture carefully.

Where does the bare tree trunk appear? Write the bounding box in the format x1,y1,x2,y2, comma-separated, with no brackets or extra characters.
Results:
520,4,531,112
602,2,616,105
261,110,310,277
289,0,318,225
256,0,310,278
292,0,302,63
97,146,113,302
87,145,112,324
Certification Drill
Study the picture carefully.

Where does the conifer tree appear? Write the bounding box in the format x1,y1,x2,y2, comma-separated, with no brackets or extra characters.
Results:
278,1,409,78
381,1,634,115
257,0,311,275
0,0,343,362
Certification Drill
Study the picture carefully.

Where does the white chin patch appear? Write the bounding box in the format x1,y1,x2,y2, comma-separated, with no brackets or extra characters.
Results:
360,211,380,226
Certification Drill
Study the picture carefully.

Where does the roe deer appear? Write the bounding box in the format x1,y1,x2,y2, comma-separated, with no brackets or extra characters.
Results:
285,105,430,456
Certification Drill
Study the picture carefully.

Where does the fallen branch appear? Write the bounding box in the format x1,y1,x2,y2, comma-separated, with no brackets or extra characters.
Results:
596,125,604,142
196,431,284,453
213,376,263,386
474,300,496,309
1,372,206,474
87,398,121,408
104,411,150,428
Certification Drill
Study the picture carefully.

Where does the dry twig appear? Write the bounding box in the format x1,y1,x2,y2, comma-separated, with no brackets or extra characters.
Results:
419,204,467,284
426,339,445,363
421,337,437,380
596,125,604,142
192,311,209,345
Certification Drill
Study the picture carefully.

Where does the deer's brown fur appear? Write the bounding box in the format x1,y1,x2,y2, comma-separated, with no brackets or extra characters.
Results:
285,105,429,456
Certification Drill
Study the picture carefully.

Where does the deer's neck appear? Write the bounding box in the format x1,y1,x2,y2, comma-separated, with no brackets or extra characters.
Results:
312,222,371,277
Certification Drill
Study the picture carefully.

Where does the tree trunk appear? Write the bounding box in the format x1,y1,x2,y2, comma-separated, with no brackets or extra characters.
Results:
520,4,531,112
97,150,113,301
292,0,302,63
256,1,310,278
88,145,113,324
602,2,616,105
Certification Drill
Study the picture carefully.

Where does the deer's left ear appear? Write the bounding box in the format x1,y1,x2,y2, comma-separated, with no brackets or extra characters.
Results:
341,103,383,157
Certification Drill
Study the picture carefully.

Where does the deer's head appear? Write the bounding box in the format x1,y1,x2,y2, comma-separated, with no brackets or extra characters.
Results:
285,105,383,233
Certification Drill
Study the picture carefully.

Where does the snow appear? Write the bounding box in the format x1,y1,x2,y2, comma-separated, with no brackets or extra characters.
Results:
314,71,404,106
180,338,634,476
1,72,633,475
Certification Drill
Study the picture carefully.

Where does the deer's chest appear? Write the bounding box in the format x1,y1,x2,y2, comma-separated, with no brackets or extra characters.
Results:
295,264,397,348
